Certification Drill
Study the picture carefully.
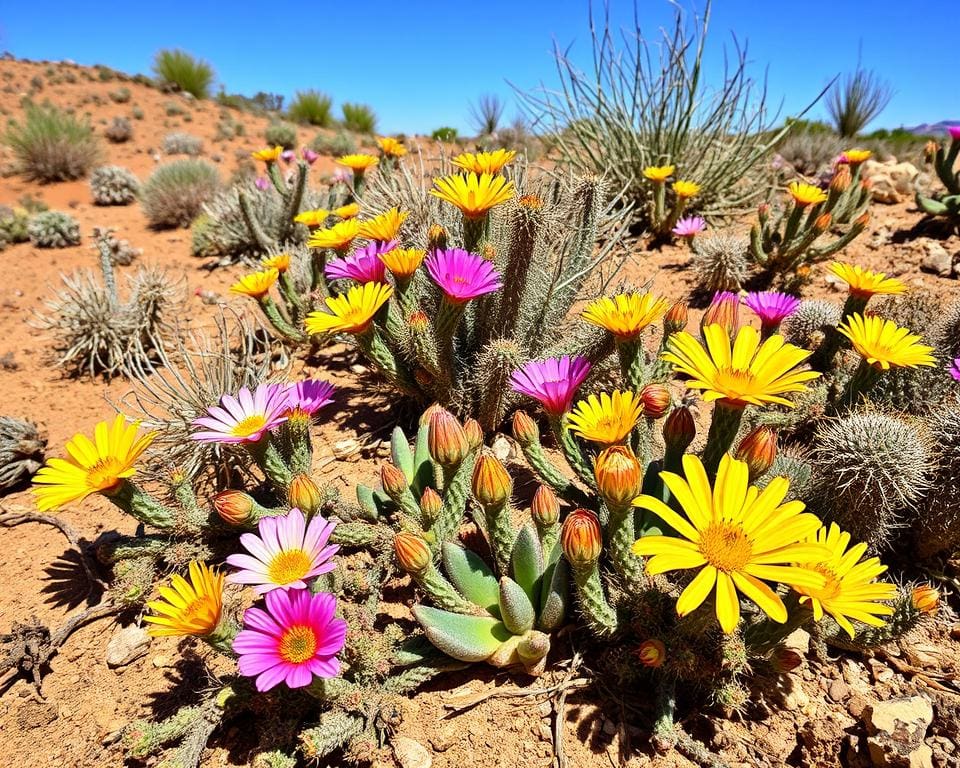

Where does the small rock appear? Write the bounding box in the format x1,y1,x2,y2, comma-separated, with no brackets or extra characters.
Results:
862,696,934,768
829,680,850,703
863,159,920,205
848,694,869,719
393,736,432,768
333,438,361,459
428,724,457,753
537,722,552,742
349,364,368,374
105,625,150,668
491,434,516,462
920,243,953,277
152,655,174,668
537,700,552,717
602,718,617,736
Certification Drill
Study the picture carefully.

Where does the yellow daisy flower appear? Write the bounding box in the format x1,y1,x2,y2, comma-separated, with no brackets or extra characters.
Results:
251,146,283,163
842,148,872,165
230,268,279,299
307,219,362,251
261,253,291,273
380,247,426,279
663,324,820,408
837,314,936,370
787,181,828,207
144,562,224,637
336,153,379,172
792,523,896,638
451,149,517,175
672,180,700,199
632,453,828,633
581,292,671,340
294,209,330,228
304,282,394,336
643,165,675,182
32,415,156,511
828,262,906,298
334,202,360,219
567,391,644,446
377,136,407,157
429,172,515,219
358,207,408,242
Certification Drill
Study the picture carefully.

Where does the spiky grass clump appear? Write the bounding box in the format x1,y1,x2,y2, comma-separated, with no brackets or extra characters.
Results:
288,90,334,127
812,411,932,551
690,232,750,292
153,49,215,99
0,416,45,492
28,210,81,248
141,160,220,229
90,165,140,205
341,103,377,134
264,121,297,150
162,132,203,156
781,299,843,349
915,405,960,558
311,131,356,157
104,116,133,143
5,102,101,182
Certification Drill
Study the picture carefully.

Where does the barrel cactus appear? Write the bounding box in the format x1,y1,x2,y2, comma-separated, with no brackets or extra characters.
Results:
28,210,81,248
90,165,140,206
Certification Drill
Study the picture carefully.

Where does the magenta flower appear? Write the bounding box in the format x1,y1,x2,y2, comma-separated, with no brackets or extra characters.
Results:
192,383,290,443
425,248,503,304
234,588,347,691
254,176,270,191
671,216,706,239
226,508,339,594
511,356,592,416
325,240,396,283
284,379,335,416
947,125,960,141
280,149,296,164
744,291,801,330
301,147,319,165
950,357,960,382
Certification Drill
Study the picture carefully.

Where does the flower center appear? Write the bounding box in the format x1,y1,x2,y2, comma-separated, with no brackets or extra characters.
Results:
86,457,126,493
267,549,313,585
698,523,753,572
808,565,842,600
230,413,268,438
713,368,757,399
278,624,318,664
182,597,218,631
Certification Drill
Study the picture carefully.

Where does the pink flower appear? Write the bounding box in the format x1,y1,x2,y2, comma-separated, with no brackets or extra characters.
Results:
325,240,396,283
226,508,338,594
671,216,706,238
254,176,270,191
284,379,335,417
425,248,503,304
301,147,319,165
511,356,592,416
233,588,347,691
950,357,960,382
947,125,960,141
281,149,296,164
192,383,290,443
744,291,801,330
332,167,351,184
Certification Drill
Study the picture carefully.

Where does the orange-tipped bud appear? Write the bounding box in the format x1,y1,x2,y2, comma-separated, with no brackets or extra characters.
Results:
814,212,832,232
419,402,443,427
481,243,497,261
519,194,543,210
770,645,803,673
427,224,447,251
408,310,430,332
635,639,666,668
911,585,939,615
288,473,323,516
664,301,688,334
639,383,672,419
530,485,560,527
394,532,432,574
471,453,512,507
427,407,469,466
594,446,643,508
854,212,870,228
512,410,540,446
463,418,483,451
561,509,602,566
663,406,696,452
213,490,256,525
380,462,409,497
701,292,740,336
734,426,777,479
419,487,442,524
830,164,851,194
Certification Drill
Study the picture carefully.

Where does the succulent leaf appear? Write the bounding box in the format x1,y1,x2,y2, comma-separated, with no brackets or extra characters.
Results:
442,542,501,618
498,576,536,635
537,556,569,632
390,426,415,482
413,605,511,662
510,523,544,603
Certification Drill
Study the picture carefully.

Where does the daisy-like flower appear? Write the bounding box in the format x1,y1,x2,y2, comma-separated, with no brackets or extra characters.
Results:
307,219,362,252
672,216,706,238
230,268,279,299
32,415,156,511
324,240,395,284
451,149,517,175
425,248,503,303
284,379,336,417
192,383,291,444
664,324,820,408
261,253,291,273
510,356,592,416
144,562,224,637
828,262,906,298
582,292,672,341
358,207,408,242
252,146,283,164
429,172,515,219
379,247,426,279
280,149,296,164
294,209,331,228
840,148,872,165
744,291,801,331
234,588,347,691
787,181,828,207
837,314,936,370
334,202,360,219
643,165,675,182
950,357,960,382
672,180,700,199
336,153,379,172
227,508,338,594
376,136,407,157
304,282,394,336
567,390,644,446
632,454,828,633
792,523,896,638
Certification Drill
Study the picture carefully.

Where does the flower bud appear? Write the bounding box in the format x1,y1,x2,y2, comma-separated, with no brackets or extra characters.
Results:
911,585,939,615
635,639,666,668
854,212,870,229
380,462,409,497
830,164,851,193
419,487,442,525
419,402,443,427
288,473,323,516
770,645,803,673
561,509,602,566
813,212,832,232
734,427,777,479
213,490,255,525
663,301,688,334
701,291,740,336
463,418,483,451
639,383,672,419
408,310,430,332
394,532,432,574
594,446,643,508
427,407,469,466
530,485,560,527
471,453,512,507
512,410,540,446
663,406,696,452
427,224,447,251
758,202,771,218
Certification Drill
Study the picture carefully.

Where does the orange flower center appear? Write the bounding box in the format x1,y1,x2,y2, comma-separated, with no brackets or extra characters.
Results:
267,549,312,585
279,624,318,663
807,565,842,600
712,368,757,402
699,523,753,572
86,457,127,493
230,414,268,438
182,597,219,632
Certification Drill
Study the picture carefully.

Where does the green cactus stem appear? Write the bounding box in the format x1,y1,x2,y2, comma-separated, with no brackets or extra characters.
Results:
329,521,381,547
818,592,923,652
742,602,814,655
835,359,881,412
355,327,419,396
478,500,517,576
606,504,648,591
246,435,293,487
462,215,487,254
550,415,596,489
428,451,477,547
433,298,467,380
411,561,482,615
516,431,588,506
204,617,240,655
569,561,618,635
277,162,307,244
299,711,365,762
616,338,648,391
258,296,304,342
106,481,176,529
701,402,744,477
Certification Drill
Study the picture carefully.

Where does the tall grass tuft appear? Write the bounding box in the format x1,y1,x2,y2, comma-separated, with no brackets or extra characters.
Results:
827,65,893,138
152,49,215,99
469,94,505,137
140,160,220,229
5,102,101,182
341,102,377,134
288,90,333,127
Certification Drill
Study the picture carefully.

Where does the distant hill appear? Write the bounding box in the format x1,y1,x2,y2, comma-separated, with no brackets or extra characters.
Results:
904,120,960,136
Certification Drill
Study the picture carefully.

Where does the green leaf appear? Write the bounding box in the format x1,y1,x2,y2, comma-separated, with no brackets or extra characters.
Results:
442,543,500,618
390,426,414,482
538,557,568,632
411,423,436,496
498,576,535,635
413,605,511,662
510,524,543,603
355,484,380,520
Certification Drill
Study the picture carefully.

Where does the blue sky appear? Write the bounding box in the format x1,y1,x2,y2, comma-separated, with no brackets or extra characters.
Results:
0,1,954,136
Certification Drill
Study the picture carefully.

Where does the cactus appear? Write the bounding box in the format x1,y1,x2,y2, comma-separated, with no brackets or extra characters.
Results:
90,165,140,205
28,210,81,248
690,232,750,292
0,416,45,491
781,299,843,349
916,129,960,227
915,404,960,557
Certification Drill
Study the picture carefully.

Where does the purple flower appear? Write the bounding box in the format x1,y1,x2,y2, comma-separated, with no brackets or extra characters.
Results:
301,147,319,165
332,167,351,184
511,356,592,416
671,216,706,238
324,240,396,284
285,379,335,416
254,176,270,191
192,383,290,443
425,248,503,304
744,291,801,331
281,149,296,164
947,125,960,141
950,357,960,382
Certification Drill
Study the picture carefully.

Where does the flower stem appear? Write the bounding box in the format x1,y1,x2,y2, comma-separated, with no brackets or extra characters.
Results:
246,435,292,488
606,504,648,591
702,402,744,477
462,214,487,254
549,415,596,489
570,561,618,635
106,481,175,529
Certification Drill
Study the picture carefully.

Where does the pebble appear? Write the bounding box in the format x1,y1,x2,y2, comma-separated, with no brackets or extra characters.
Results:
393,736,431,768
828,680,850,703
104,625,150,668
